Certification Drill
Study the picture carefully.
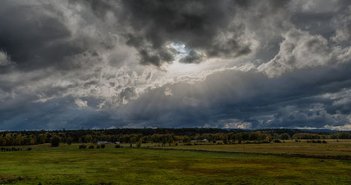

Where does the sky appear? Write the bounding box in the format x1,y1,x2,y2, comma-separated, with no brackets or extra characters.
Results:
0,0,351,130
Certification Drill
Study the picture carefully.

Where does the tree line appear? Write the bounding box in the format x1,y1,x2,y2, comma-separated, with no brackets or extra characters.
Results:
0,128,350,146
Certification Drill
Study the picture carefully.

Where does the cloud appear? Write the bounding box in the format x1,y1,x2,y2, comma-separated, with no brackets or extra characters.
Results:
324,123,351,131
288,0,342,14
222,120,252,129
74,98,88,109
0,1,81,70
119,0,261,66
112,54,351,128
0,51,11,66
258,29,333,77
1,0,351,130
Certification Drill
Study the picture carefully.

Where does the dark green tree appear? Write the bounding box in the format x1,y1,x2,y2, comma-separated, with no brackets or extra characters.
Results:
51,136,60,147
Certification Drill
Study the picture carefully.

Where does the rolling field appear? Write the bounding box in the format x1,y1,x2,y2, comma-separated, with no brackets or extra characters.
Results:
161,140,351,158
0,143,350,185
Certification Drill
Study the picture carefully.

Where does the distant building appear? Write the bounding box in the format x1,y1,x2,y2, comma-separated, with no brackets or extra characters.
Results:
190,139,209,143
97,141,111,145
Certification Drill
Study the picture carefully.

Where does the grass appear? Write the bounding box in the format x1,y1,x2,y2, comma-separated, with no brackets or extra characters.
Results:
162,139,351,158
0,143,350,184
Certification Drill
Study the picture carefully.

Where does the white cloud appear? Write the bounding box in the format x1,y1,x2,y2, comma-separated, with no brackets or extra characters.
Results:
74,98,88,109
324,124,351,131
0,51,11,66
164,87,173,96
223,120,252,129
258,29,351,77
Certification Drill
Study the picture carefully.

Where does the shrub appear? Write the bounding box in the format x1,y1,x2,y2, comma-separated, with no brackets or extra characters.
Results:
100,144,106,149
66,137,73,145
115,144,121,148
79,144,87,149
273,139,281,143
88,145,94,149
50,136,60,147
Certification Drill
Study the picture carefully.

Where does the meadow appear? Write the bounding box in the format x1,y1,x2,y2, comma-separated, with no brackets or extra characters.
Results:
0,142,351,185
162,139,351,158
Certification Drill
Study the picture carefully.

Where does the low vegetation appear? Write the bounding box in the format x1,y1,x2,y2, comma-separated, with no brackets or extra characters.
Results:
0,144,350,185
0,129,350,184
1,128,350,147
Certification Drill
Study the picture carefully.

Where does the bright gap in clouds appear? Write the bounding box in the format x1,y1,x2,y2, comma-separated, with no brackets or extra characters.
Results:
166,42,205,75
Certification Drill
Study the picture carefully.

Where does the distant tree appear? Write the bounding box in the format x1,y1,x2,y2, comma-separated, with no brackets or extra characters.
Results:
280,133,291,140
79,144,87,149
0,136,5,146
66,137,73,145
264,135,273,143
51,136,60,147
236,134,242,144
38,133,47,144
84,135,93,143
15,134,23,145
30,135,37,145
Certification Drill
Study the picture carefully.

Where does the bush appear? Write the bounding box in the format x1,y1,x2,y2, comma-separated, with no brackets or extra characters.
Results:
88,145,94,149
79,144,87,149
307,140,327,144
273,139,281,143
100,144,106,149
51,136,60,147
66,137,73,145
115,144,121,148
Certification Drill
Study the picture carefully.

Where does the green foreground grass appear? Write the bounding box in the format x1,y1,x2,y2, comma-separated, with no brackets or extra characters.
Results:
0,144,351,185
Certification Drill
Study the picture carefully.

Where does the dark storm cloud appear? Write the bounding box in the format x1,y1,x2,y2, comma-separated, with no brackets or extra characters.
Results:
119,0,256,66
0,1,83,71
0,96,118,130
0,0,289,68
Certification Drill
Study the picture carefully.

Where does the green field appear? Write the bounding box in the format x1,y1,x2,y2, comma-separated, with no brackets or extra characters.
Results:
162,139,351,158
0,143,351,185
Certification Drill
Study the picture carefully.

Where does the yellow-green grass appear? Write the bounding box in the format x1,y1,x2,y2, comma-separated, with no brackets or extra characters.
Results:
161,140,351,158
0,144,351,184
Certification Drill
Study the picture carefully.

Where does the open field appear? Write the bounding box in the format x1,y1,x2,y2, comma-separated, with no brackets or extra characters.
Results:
0,143,351,185
159,139,351,158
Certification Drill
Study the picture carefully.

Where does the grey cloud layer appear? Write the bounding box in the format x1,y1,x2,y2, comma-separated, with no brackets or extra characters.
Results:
121,0,255,65
0,0,351,130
